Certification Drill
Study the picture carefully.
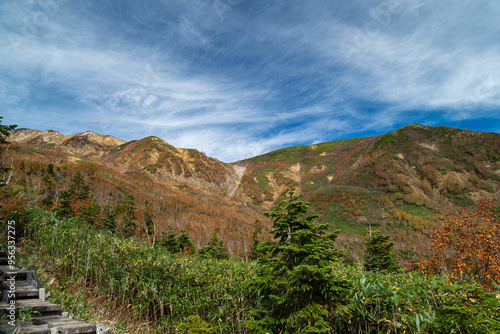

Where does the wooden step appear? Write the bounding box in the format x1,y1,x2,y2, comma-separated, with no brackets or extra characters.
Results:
0,324,50,333
0,251,109,333
0,299,62,316
0,266,29,280
2,281,40,300
57,323,97,334
32,315,96,333
18,299,63,316
2,281,35,288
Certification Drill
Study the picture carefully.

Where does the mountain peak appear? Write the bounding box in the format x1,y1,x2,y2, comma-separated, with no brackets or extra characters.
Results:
402,123,430,130
9,128,126,160
10,128,67,143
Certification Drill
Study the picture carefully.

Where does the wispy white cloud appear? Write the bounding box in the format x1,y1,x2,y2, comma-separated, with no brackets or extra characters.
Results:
0,0,498,162
329,0,500,108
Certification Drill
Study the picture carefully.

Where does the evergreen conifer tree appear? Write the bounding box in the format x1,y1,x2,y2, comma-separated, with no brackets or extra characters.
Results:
57,190,75,218
363,230,400,272
102,208,117,233
178,231,195,254
79,199,101,226
143,200,155,237
56,172,100,223
247,188,351,333
69,171,90,200
40,174,55,208
159,229,180,253
199,232,229,260
120,194,137,236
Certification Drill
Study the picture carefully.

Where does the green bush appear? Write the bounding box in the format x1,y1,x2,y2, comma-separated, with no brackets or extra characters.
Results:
175,315,215,334
334,270,500,333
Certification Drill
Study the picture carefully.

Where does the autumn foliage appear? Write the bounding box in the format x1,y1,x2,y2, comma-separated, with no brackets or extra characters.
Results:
423,200,500,289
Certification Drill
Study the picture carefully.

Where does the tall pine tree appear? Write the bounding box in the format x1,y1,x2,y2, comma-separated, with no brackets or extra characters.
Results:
247,188,351,334
158,226,180,253
70,171,90,200
248,220,263,261
143,199,155,238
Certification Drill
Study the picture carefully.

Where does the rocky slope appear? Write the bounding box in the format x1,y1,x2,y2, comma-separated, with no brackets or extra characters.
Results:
10,129,245,196
10,129,126,159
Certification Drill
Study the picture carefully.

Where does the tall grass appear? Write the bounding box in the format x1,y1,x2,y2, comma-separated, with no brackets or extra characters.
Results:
335,269,500,333
20,206,255,333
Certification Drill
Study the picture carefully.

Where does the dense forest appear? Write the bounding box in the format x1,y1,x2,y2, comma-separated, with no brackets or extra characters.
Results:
1,118,500,333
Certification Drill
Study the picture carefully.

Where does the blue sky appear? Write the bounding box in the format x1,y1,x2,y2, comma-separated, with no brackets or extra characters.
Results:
1,0,499,162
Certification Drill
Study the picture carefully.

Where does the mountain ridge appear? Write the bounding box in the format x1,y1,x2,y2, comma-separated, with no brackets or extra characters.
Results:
9,124,500,208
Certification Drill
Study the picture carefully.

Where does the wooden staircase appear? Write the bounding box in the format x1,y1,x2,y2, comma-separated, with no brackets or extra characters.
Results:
0,251,112,334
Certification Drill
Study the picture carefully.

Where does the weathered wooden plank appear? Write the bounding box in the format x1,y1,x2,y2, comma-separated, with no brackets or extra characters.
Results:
0,324,50,334
12,290,40,299
3,281,33,287
32,314,73,322
0,300,61,316
0,264,20,271
55,323,97,334
0,268,29,279
0,302,19,315
2,280,39,293
32,315,90,326
0,301,13,309
0,265,15,270
18,299,63,315
8,285,38,291
43,320,90,327
2,284,39,295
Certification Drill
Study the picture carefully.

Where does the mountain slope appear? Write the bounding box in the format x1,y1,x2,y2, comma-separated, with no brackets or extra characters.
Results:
10,129,245,195
238,124,500,207
6,124,500,255
103,136,244,195
233,124,500,244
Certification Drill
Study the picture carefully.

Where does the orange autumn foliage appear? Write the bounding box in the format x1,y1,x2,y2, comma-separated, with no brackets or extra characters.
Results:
422,200,500,289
